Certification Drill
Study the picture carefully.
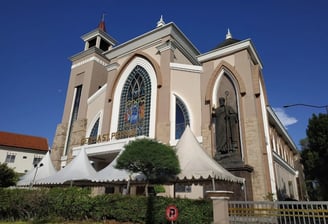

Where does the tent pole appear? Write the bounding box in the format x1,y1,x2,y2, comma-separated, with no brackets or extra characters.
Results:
212,172,216,190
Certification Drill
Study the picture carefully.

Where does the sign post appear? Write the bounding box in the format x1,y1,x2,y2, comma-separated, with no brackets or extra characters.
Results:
165,205,178,223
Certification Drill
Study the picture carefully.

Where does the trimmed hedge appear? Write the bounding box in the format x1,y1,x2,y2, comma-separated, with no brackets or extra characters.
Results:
0,187,212,223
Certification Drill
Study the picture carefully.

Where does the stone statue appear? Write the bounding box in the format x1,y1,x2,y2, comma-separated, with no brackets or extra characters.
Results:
213,97,239,159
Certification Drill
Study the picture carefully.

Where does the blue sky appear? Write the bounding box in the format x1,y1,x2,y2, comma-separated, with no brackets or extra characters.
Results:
0,0,327,149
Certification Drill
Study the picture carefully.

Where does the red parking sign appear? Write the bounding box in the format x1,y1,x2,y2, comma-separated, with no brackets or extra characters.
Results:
166,205,178,221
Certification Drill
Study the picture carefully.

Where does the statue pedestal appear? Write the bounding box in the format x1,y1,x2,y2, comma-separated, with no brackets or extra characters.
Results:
206,191,233,224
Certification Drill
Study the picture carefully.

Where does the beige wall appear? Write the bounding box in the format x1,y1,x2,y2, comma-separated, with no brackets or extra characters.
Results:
274,161,299,200
0,146,46,174
171,66,202,138
50,23,302,201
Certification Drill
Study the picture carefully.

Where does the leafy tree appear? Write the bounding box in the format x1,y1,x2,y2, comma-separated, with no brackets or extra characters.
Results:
301,113,328,200
0,163,18,187
115,138,180,196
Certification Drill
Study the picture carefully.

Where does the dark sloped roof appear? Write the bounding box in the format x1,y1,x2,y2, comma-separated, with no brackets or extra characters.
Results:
213,37,241,50
0,131,48,151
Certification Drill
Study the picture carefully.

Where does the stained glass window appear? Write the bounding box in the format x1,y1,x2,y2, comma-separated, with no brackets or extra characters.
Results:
88,118,99,144
117,65,151,138
176,97,190,139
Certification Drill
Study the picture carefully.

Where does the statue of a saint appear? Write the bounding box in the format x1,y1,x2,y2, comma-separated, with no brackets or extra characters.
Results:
213,97,239,159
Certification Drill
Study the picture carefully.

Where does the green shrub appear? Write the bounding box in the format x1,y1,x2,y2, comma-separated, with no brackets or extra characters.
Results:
0,187,212,223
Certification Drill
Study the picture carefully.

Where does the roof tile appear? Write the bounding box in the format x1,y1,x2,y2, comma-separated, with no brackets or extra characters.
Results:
0,131,49,151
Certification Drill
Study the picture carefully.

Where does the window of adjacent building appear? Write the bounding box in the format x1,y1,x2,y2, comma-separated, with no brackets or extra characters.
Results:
88,118,100,144
175,97,190,139
117,65,151,138
33,156,43,166
5,153,16,163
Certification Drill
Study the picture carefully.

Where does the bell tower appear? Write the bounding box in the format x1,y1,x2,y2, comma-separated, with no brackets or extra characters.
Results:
81,14,117,51
51,16,116,169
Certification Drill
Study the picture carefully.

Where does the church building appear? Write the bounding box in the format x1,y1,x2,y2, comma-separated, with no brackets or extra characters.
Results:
50,16,305,201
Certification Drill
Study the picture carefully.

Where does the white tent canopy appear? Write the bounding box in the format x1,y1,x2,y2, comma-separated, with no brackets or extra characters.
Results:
36,148,97,185
17,151,57,186
176,126,244,183
92,152,145,183
30,126,244,186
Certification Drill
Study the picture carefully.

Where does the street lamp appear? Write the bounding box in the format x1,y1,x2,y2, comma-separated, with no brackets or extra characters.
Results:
29,162,43,189
283,104,328,114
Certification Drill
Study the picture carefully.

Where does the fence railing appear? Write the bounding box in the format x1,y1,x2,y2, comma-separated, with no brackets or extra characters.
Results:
229,201,328,224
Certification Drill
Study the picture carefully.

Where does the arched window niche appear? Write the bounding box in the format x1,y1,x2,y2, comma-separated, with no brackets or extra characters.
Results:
212,71,242,164
117,65,151,137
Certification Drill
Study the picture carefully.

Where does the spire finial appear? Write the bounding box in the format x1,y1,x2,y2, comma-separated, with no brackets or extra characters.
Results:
98,13,107,32
226,28,232,39
157,15,165,27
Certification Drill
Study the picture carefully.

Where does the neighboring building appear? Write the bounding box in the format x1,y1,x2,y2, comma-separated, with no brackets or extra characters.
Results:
50,17,304,201
0,131,49,174
267,108,308,200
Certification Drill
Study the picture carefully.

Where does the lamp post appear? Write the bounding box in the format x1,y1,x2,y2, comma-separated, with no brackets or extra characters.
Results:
29,162,43,189
283,103,328,114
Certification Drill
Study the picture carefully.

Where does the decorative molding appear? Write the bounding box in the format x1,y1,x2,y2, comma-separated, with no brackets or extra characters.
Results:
170,62,203,73
71,56,108,69
106,62,120,72
156,40,177,53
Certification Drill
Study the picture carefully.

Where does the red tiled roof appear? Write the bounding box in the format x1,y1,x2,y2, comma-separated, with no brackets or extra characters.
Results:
0,131,49,151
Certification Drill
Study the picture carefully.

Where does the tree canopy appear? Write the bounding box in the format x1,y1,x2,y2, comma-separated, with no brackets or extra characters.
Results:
0,163,18,187
115,138,180,185
301,113,328,200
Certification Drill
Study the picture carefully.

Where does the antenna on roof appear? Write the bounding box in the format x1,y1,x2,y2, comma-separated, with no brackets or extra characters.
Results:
102,12,106,22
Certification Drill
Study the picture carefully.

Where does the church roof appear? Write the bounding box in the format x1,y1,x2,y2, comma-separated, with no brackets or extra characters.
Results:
213,29,241,50
214,37,241,49
0,131,48,151
104,20,201,65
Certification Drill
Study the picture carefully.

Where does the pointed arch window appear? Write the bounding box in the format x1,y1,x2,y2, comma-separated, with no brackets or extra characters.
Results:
176,97,190,139
117,65,151,137
88,118,99,144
